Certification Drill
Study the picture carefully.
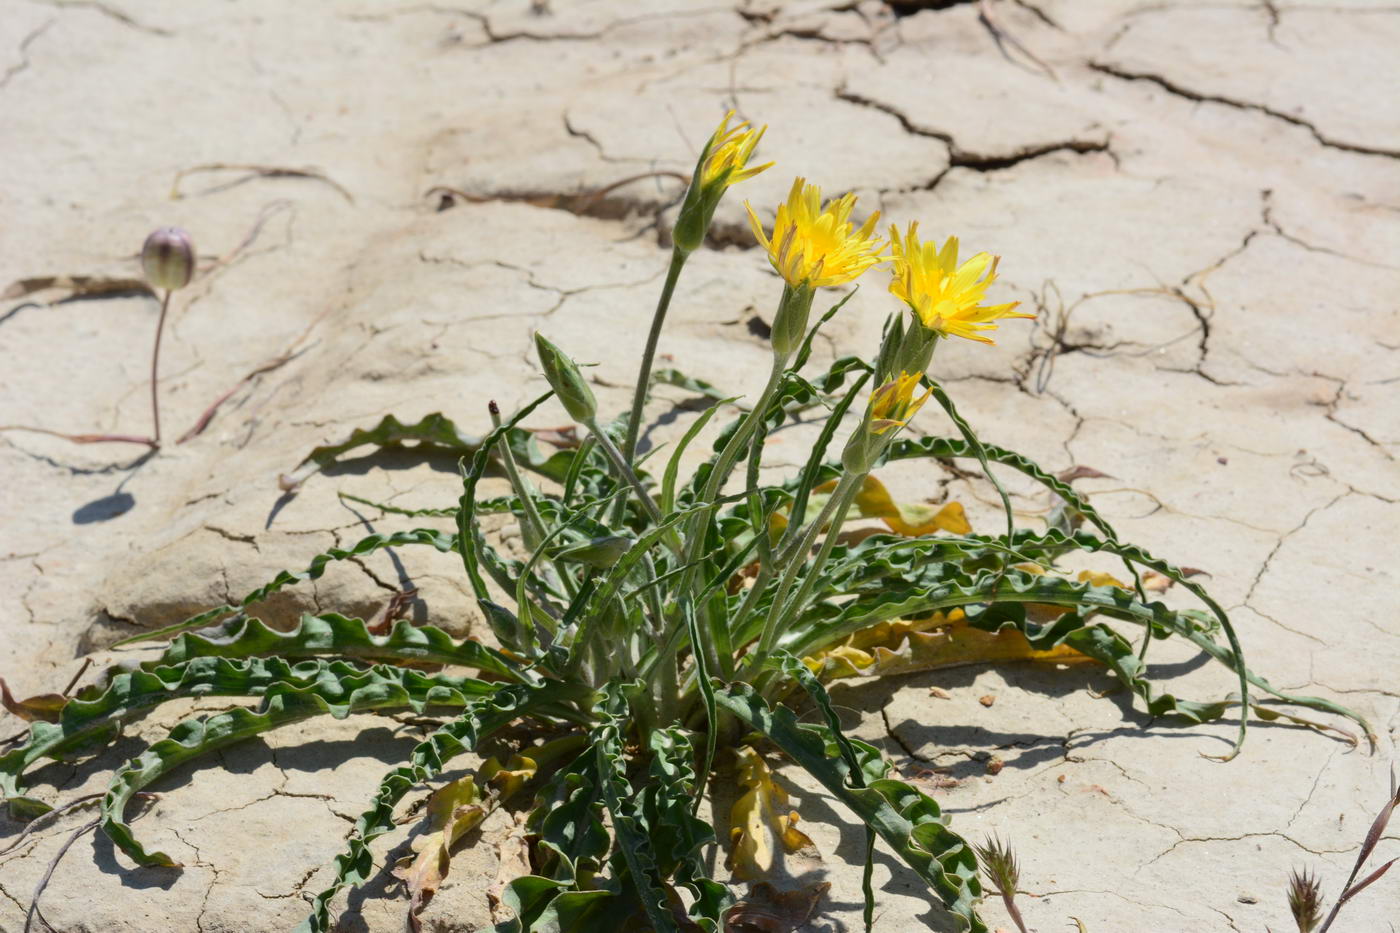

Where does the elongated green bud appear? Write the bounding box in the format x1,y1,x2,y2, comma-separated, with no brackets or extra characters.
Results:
769,282,814,358
534,332,596,422
141,227,195,291
479,599,524,653
554,534,632,568
842,422,880,474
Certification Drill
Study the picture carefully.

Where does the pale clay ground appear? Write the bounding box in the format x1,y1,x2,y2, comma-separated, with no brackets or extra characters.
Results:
1,1,1398,931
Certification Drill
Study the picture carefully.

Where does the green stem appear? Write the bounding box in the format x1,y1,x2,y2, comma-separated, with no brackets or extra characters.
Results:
622,247,687,462
748,470,862,671
681,353,788,571
489,403,549,552
149,289,171,446
728,563,773,655
587,418,674,542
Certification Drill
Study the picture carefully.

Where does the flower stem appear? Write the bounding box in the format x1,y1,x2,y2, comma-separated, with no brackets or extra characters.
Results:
587,418,684,556
748,469,863,672
489,403,549,551
622,247,686,463
149,290,171,447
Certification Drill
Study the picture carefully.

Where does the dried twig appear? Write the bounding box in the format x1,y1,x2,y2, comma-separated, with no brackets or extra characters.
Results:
978,0,1058,80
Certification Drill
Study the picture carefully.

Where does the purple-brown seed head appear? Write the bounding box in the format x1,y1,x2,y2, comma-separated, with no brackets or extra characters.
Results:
141,227,195,291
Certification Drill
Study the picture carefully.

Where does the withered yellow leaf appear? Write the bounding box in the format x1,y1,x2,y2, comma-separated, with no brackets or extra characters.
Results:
803,609,1088,683
393,775,488,929
727,746,816,881
771,476,969,543
852,475,971,536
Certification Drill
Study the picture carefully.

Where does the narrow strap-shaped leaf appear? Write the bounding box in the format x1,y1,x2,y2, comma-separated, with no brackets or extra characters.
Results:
661,396,737,515
682,601,718,816
458,391,555,601
784,369,871,548
792,288,858,372
337,490,514,519
713,682,987,933
924,381,1014,556
577,494,746,652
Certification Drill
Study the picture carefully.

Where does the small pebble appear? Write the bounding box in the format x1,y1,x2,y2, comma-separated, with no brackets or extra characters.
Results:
979,694,996,707
986,756,1005,775
928,686,951,699
1237,894,1258,905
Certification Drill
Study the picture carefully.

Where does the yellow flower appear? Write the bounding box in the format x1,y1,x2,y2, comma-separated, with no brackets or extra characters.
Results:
868,370,931,435
888,222,1033,344
701,111,772,189
745,177,885,288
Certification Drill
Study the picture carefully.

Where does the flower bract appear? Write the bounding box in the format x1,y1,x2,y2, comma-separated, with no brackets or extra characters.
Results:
868,370,931,435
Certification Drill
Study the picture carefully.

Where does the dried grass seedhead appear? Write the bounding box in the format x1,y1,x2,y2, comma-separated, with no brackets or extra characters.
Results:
1287,868,1323,933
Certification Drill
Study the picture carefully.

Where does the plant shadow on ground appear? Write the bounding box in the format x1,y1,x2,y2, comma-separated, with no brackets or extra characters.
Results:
825,655,1223,773
715,653,1361,931
266,446,493,528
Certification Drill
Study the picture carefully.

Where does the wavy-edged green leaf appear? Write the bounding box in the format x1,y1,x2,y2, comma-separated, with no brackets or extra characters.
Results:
1,656,497,817
103,676,464,866
531,760,609,884
651,368,738,407
287,411,578,487
643,726,730,930
771,652,876,930
112,528,460,647
491,756,612,932
882,435,1144,589
793,564,1368,742
713,682,987,933
593,681,677,933
337,490,515,520
298,679,592,932
155,613,524,679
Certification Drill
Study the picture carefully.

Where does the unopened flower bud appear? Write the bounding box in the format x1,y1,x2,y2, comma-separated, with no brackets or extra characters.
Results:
533,332,597,423
554,534,633,569
141,227,195,291
769,282,814,358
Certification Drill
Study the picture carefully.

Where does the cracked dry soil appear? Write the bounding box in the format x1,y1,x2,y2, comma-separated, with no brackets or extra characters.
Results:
1,1,1397,930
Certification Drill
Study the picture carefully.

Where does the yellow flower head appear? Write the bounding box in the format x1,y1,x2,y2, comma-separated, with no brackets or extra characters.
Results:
868,370,931,435
746,178,886,289
701,111,772,189
888,222,1033,344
